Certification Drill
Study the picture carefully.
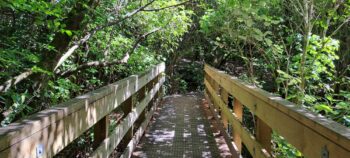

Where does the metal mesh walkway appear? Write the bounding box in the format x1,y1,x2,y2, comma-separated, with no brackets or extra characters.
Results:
131,94,221,158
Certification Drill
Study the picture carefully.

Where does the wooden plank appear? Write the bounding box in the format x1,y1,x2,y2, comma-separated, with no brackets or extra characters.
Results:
213,80,220,94
256,118,272,153
205,65,350,158
135,110,146,132
137,87,146,103
93,116,109,149
233,98,243,153
211,82,222,117
204,91,240,158
221,90,229,130
221,90,229,105
157,74,164,101
205,80,270,158
119,96,134,149
91,76,165,158
0,63,165,157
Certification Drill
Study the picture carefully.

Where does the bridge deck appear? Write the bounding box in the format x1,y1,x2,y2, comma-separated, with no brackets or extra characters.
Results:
131,94,223,158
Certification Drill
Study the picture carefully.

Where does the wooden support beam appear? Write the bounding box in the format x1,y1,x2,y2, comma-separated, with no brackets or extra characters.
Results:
120,96,134,148
119,92,159,158
204,91,240,158
233,98,243,153
93,116,109,149
205,80,270,158
221,90,229,130
213,81,220,94
256,118,272,154
91,76,165,158
137,86,146,103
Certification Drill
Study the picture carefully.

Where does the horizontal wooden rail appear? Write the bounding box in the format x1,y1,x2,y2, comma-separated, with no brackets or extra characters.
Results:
0,62,165,158
92,76,164,157
204,64,350,158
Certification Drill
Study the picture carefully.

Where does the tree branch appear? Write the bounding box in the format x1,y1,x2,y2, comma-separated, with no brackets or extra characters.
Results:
59,28,161,77
94,0,156,31
0,70,33,93
329,16,350,37
143,1,190,12
0,0,156,93
54,33,92,71
53,0,157,72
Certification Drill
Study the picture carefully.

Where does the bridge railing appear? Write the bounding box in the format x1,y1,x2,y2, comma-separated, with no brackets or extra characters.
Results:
0,62,165,158
204,64,350,158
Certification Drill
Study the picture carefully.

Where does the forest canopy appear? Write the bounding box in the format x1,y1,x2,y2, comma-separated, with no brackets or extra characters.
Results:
0,0,349,156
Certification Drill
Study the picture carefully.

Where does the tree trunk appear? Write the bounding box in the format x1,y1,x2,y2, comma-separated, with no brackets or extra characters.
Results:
33,0,100,90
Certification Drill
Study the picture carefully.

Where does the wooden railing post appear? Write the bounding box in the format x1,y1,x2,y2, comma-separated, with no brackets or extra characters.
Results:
213,81,220,94
213,82,222,117
136,86,147,127
204,73,211,110
93,116,109,149
221,90,229,130
120,96,134,147
157,74,163,102
233,98,243,153
256,117,272,153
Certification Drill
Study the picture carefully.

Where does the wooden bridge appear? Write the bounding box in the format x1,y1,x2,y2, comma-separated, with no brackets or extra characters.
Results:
0,63,349,158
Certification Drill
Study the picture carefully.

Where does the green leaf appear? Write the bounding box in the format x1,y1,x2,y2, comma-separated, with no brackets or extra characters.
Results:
246,18,253,27
315,104,334,114
264,38,273,46
336,102,350,109
263,22,270,26
65,30,73,36
325,94,333,101
31,66,53,75
304,94,316,103
54,21,60,27
295,151,303,157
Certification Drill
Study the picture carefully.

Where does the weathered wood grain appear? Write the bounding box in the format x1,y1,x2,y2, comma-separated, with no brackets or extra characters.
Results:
233,97,243,153
93,116,109,149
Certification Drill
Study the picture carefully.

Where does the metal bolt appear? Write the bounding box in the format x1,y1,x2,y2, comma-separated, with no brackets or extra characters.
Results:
36,144,44,158
321,145,329,158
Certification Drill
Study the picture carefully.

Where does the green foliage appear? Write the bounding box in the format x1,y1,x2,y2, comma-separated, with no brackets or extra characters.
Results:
1,92,32,126
277,34,340,104
178,79,188,94
46,78,81,104
199,0,350,156
272,133,303,158
0,0,193,127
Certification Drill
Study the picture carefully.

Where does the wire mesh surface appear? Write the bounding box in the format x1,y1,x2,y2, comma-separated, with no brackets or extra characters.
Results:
132,94,221,158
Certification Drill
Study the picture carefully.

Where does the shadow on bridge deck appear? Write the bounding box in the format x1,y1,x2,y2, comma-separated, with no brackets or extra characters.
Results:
131,94,231,158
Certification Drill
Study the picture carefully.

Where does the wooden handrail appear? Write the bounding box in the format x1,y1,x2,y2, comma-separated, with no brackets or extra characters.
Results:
0,62,165,158
204,64,350,158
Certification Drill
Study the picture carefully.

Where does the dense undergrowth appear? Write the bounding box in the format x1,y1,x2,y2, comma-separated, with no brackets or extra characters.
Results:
0,0,349,157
